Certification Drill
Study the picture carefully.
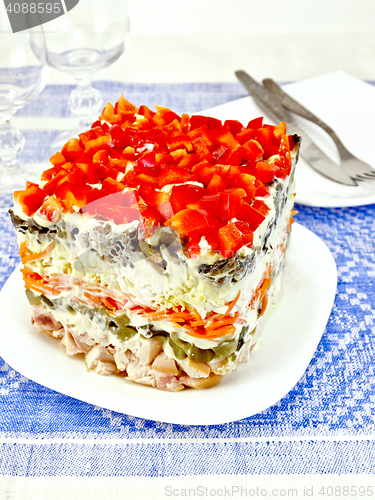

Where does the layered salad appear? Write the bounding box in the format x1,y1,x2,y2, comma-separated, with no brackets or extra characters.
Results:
10,96,300,391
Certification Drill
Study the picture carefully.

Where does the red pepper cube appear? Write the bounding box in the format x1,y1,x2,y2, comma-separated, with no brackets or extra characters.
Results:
134,151,157,175
109,124,129,150
187,193,220,213
41,165,61,182
96,164,119,182
116,95,137,116
273,122,287,139
252,199,270,217
181,113,190,133
166,208,214,237
123,146,136,161
207,174,228,192
213,130,240,150
93,150,109,165
101,177,126,194
138,105,156,120
238,139,264,162
146,190,170,206
38,196,63,223
100,103,120,124
76,163,100,185
254,128,279,159
236,128,258,145
189,115,209,131
229,173,256,200
157,166,190,189
154,201,174,224
79,127,103,147
49,152,66,166
224,120,245,136
216,188,247,219
170,149,188,164
177,153,199,171
237,201,266,232
207,117,222,130
134,173,159,188
221,147,243,166
254,161,279,184
166,134,193,153
211,145,228,163
234,221,254,247
254,179,270,197
192,138,212,162
55,181,91,211
14,185,47,216
85,135,110,153
170,184,205,213
43,169,70,195
139,206,160,237
57,166,87,187
61,138,84,162
246,117,263,129
217,222,244,258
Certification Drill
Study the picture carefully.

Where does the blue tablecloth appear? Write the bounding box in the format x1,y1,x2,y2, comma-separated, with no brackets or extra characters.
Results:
0,82,375,488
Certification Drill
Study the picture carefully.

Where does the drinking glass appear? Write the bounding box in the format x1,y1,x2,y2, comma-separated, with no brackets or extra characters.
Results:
44,0,130,150
0,10,49,193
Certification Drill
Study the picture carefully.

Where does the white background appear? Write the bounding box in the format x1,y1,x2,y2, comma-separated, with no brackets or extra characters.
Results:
45,0,375,83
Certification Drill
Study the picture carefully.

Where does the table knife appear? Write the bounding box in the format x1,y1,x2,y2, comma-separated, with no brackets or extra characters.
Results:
235,70,357,186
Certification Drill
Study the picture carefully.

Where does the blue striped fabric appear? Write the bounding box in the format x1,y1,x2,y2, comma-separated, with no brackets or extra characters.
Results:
0,82,374,476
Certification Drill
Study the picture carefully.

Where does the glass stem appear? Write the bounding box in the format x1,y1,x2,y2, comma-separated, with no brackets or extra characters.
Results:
68,76,103,129
0,113,25,171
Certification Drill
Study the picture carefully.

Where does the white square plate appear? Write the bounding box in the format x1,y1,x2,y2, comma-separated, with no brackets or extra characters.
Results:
0,224,336,425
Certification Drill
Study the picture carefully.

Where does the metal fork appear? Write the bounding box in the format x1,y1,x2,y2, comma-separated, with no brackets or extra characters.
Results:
262,78,375,182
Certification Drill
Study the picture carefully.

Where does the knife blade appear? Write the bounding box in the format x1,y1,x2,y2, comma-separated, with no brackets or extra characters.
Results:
235,70,357,186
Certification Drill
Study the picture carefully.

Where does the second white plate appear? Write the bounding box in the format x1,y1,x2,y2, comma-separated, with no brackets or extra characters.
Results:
201,71,375,207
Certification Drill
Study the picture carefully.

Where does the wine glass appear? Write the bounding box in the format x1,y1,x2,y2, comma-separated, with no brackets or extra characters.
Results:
0,10,49,193
44,0,130,151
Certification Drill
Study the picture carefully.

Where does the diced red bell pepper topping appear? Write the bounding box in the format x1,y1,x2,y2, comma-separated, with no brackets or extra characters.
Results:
217,222,244,258
38,196,63,222
238,139,264,162
22,95,296,259
234,221,254,247
14,185,47,216
145,189,170,206
76,163,100,184
253,161,280,184
101,177,126,194
252,199,270,217
139,205,160,236
224,120,245,136
158,166,190,188
50,152,66,166
79,127,104,147
189,115,209,131
166,209,220,237
154,201,174,224
109,124,129,150
237,201,266,232
55,182,91,211
229,173,256,200
61,138,84,162
246,117,263,129
254,179,270,197
170,184,205,213
134,151,157,175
